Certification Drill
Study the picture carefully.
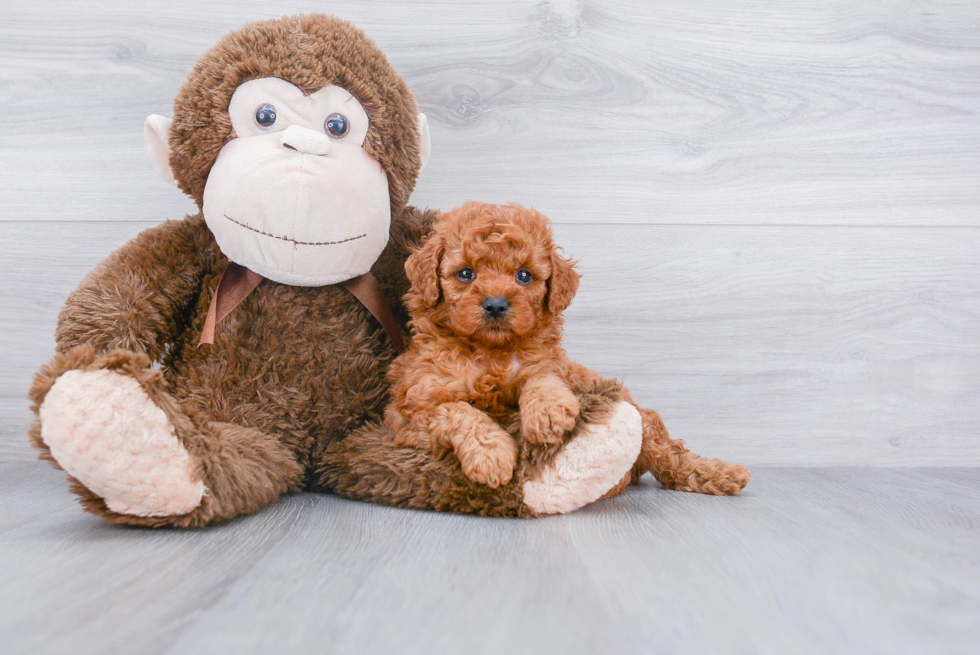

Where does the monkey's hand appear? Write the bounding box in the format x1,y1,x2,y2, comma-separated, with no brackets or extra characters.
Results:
520,375,581,446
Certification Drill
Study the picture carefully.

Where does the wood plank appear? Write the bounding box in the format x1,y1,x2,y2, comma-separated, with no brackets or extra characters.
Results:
560,223,980,466
1,463,977,654
0,462,310,655
0,0,977,225
1,221,977,465
911,467,980,491
570,467,980,654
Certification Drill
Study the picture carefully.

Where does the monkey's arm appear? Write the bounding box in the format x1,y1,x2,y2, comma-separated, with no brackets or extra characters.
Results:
55,214,217,361
372,205,439,328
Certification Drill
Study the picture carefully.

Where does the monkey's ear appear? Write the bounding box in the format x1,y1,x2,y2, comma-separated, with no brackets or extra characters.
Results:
417,113,431,172
144,115,178,187
405,231,444,309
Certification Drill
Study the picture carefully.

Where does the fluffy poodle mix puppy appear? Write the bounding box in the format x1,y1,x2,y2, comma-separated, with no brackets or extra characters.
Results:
386,201,750,499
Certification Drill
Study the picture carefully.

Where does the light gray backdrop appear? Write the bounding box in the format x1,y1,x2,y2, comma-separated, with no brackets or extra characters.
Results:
1,0,978,465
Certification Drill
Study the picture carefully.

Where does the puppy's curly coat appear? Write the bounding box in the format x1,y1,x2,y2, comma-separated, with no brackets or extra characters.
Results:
387,202,750,500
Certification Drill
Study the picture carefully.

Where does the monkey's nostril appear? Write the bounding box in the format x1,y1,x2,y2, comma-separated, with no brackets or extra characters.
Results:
482,297,509,319
283,143,298,152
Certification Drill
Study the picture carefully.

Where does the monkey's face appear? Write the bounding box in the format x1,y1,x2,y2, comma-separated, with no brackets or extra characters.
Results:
202,77,391,286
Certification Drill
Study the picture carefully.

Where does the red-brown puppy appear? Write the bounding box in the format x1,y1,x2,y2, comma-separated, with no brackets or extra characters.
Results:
387,202,750,496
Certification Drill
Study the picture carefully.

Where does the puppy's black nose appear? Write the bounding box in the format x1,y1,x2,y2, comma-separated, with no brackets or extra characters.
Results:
482,297,509,319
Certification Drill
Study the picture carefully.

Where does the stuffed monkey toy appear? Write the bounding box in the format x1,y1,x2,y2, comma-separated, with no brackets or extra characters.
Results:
27,14,645,526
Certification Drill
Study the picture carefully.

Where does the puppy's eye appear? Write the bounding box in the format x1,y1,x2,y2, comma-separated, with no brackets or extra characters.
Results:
516,269,533,285
456,268,476,283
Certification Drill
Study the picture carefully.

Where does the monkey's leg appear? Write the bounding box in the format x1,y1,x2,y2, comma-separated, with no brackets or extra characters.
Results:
29,346,303,527
630,404,750,496
519,377,641,515
316,377,642,517
316,420,528,517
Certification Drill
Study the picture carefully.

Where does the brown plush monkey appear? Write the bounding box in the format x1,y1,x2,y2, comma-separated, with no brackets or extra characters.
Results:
28,15,644,526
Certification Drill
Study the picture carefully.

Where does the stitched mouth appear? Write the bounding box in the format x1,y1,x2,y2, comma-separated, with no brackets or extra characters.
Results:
225,214,366,246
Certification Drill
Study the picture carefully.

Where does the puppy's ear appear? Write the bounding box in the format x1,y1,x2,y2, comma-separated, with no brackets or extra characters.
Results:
405,231,445,309
546,250,581,315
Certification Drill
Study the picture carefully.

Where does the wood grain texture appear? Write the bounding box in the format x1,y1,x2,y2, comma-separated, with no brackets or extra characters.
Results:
1,1,978,465
2,222,977,465
0,0,977,224
1,462,977,654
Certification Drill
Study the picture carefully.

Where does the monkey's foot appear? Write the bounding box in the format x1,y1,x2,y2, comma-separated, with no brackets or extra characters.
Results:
39,369,205,517
522,401,642,515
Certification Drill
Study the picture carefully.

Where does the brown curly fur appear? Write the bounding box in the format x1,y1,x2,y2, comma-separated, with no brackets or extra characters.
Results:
386,202,751,497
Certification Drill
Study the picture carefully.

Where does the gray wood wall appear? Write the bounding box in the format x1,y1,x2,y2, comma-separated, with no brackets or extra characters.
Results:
2,0,977,465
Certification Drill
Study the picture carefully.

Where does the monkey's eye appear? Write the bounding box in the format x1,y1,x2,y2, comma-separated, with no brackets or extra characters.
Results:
254,104,277,129
324,113,350,139
456,268,476,283
516,269,533,285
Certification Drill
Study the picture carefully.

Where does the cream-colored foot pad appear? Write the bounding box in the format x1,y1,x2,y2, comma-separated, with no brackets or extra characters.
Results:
39,369,205,517
523,401,642,515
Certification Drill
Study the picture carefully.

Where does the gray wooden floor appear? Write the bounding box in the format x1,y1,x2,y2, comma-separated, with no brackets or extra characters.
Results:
1,462,977,655
2,4,978,652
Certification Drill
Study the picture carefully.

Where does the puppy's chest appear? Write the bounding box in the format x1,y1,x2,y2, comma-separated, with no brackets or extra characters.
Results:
466,358,524,421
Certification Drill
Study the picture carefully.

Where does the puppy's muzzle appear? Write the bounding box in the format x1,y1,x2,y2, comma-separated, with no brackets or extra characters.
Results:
482,297,509,319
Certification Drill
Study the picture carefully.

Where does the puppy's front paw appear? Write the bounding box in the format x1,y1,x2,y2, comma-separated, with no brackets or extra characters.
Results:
521,390,580,445
456,437,518,489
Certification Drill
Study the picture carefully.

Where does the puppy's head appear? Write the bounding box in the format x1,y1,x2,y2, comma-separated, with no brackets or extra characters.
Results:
405,202,580,347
